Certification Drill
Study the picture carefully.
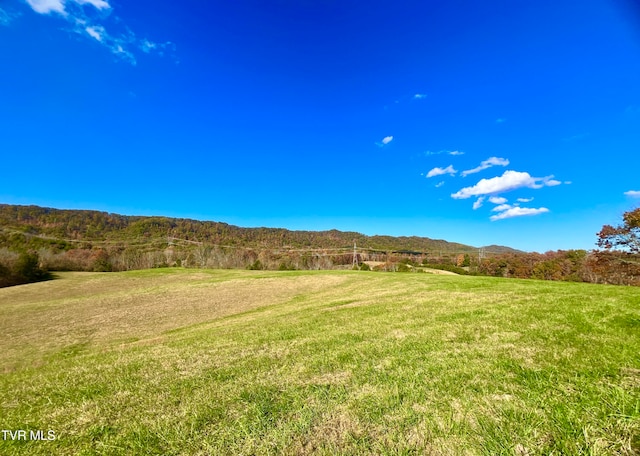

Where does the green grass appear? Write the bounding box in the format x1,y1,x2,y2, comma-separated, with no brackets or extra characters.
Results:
1,269,639,455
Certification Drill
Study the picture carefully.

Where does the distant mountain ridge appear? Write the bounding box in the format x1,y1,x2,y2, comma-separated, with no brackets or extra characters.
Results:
0,204,520,254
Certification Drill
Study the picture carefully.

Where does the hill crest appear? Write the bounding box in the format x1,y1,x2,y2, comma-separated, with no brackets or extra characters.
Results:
0,203,520,254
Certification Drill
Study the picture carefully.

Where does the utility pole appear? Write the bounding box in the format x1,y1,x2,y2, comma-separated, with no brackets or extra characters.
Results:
353,241,358,268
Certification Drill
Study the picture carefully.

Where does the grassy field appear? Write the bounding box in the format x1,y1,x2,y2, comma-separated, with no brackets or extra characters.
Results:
0,269,639,455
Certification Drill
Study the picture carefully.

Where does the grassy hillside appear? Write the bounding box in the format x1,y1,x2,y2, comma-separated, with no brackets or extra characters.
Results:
1,270,638,454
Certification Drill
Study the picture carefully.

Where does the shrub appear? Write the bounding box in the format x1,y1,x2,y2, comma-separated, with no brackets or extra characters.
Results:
0,251,52,288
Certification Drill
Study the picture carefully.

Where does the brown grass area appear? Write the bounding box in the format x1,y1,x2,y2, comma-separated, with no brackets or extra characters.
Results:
291,409,364,454
0,270,347,371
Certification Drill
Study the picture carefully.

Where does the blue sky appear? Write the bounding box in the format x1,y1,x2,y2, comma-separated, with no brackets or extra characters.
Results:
1,0,639,252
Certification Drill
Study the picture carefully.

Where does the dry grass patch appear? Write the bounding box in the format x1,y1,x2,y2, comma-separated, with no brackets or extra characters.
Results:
0,269,347,370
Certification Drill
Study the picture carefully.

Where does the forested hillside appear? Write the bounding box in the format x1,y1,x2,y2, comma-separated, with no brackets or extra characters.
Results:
0,204,516,253
1,204,638,287
0,204,519,258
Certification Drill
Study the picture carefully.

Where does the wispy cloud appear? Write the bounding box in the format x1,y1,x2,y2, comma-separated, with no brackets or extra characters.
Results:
496,118,506,123
517,197,534,203
384,92,429,109
435,181,445,188
85,25,104,42
488,196,507,204
461,157,509,177
76,0,110,10
427,165,457,178
451,170,560,199
22,0,172,65
424,150,464,156
0,6,19,25
473,197,485,210
81,23,137,63
490,206,549,221
625,190,640,198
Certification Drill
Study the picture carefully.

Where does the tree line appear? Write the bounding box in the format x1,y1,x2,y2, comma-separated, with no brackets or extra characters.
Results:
1,204,638,287
0,204,516,253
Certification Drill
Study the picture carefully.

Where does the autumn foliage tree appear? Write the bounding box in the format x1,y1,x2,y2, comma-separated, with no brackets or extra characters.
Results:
597,207,640,253
591,207,640,286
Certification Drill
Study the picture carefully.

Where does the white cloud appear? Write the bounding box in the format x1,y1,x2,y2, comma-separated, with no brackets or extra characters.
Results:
139,39,175,57
80,24,136,63
473,197,485,210
491,204,512,212
517,197,534,203
23,0,171,65
112,43,135,62
85,25,104,41
140,39,156,53
427,165,457,178
488,196,507,204
26,0,66,15
435,181,445,188
376,136,394,147
625,190,640,198
26,0,111,14
424,150,464,156
461,157,510,177
414,93,427,99
75,0,111,10
451,170,557,199
545,179,562,186
490,206,549,221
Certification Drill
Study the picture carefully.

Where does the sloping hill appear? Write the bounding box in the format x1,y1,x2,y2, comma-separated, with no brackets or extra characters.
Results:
0,269,638,454
0,203,518,254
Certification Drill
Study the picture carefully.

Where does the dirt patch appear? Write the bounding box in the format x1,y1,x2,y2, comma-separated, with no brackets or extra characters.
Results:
421,268,459,275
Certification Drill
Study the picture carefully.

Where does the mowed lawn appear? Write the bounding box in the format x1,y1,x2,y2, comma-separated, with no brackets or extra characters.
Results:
0,269,639,455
